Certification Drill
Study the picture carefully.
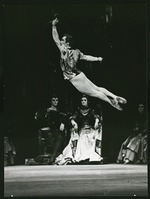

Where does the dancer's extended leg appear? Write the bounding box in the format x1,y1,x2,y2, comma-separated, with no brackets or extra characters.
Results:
70,72,123,110
85,74,127,104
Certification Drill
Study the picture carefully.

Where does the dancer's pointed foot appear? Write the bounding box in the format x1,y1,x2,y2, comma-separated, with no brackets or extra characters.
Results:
116,97,127,104
110,99,123,111
112,103,123,111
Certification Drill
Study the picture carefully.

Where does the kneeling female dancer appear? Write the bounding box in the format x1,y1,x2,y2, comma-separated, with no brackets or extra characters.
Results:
51,18,127,111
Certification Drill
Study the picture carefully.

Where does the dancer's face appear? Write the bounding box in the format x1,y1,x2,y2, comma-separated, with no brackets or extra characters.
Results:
61,36,69,47
81,97,88,107
51,97,58,107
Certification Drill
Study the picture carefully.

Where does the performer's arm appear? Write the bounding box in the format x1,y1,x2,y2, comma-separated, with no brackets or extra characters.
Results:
70,111,78,130
94,118,100,129
59,123,65,131
80,54,103,62
92,109,101,129
52,18,62,51
70,119,78,130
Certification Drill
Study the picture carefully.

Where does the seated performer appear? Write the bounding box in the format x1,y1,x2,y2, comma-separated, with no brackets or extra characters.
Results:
35,95,66,164
4,136,16,166
54,95,103,165
51,17,127,111
117,103,147,164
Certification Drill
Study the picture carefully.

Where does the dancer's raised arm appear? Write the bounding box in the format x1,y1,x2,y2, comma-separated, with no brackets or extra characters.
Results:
52,18,62,51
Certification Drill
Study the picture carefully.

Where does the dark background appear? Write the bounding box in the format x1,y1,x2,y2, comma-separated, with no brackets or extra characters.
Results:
1,1,147,164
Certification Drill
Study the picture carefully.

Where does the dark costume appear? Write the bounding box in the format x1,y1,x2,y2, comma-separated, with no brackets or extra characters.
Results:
4,137,16,166
35,108,66,160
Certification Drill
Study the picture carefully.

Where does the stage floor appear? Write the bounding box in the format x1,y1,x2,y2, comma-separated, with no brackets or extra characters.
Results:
4,164,148,197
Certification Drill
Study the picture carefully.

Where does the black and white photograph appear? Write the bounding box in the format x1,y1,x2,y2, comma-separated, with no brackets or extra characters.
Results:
2,0,148,197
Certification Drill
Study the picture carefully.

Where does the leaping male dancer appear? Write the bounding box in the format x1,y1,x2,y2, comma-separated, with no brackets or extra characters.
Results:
51,17,127,111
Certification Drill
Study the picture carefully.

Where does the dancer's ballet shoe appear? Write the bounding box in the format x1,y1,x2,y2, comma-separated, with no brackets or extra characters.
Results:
112,103,123,111
116,97,127,104
110,99,123,111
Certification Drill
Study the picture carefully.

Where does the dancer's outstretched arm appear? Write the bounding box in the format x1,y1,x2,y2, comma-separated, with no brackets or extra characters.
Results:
80,54,103,62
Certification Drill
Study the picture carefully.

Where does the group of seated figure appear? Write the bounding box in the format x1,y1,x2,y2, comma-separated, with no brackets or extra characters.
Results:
4,95,147,166
34,94,103,165
34,95,147,165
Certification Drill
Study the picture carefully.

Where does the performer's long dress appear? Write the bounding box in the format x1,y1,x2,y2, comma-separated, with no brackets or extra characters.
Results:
54,107,103,165
117,112,147,164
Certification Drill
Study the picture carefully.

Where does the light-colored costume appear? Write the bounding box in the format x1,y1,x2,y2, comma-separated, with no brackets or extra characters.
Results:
54,107,103,165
